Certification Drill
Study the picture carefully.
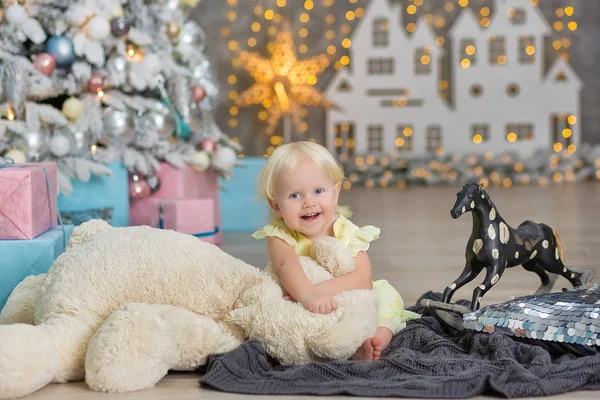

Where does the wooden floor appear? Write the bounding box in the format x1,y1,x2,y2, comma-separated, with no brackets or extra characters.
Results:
28,183,600,399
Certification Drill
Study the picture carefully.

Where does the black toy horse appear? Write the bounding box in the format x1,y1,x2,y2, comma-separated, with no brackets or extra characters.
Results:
443,183,585,311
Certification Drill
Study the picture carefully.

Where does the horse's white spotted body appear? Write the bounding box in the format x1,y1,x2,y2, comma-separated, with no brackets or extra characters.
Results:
492,248,499,259
491,274,500,285
530,250,538,259
489,208,496,221
515,251,519,259
473,239,483,254
499,222,509,244
488,224,496,240
542,240,549,249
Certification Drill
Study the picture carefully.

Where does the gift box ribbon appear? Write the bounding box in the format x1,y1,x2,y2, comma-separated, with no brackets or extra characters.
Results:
157,199,219,238
0,157,66,251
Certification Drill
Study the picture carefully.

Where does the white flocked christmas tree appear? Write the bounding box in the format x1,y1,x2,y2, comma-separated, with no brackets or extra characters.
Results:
0,0,241,194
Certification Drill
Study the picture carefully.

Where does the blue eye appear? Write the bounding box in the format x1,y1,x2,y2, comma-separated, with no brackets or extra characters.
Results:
290,193,300,199
314,188,324,195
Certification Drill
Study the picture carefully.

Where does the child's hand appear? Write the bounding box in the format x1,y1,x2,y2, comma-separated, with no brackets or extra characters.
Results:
300,289,338,314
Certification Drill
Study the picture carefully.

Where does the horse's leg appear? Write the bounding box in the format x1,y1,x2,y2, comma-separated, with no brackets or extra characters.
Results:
470,258,506,311
442,260,483,304
521,261,550,286
535,225,584,287
537,255,583,287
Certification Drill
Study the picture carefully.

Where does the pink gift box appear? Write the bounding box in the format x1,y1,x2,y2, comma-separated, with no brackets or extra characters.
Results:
0,162,58,240
130,163,222,245
149,198,218,245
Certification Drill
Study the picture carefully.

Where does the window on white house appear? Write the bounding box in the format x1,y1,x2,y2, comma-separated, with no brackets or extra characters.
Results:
552,114,574,148
506,123,534,142
506,83,520,97
337,79,352,92
414,47,432,75
396,125,413,151
372,18,389,47
519,36,535,64
554,71,568,82
471,124,490,144
334,122,355,157
426,126,442,153
470,84,483,97
461,38,477,66
489,37,506,65
368,58,394,75
509,8,526,25
367,125,384,153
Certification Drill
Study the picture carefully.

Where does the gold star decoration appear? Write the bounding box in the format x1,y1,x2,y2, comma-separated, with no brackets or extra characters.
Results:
235,27,332,136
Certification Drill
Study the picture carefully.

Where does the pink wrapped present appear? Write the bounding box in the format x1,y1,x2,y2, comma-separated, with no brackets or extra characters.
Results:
130,163,222,245
0,162,58,240
149,198,218,245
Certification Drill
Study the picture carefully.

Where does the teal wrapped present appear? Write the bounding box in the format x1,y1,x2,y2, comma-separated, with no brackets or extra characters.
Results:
219,157,269,232
0,225,74,310
58,162,129,227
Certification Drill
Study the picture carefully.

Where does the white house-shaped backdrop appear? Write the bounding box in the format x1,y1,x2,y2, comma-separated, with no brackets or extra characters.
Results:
324,0,582,158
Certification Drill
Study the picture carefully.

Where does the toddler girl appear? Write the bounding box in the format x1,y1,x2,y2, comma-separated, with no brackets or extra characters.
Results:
252,141,418,360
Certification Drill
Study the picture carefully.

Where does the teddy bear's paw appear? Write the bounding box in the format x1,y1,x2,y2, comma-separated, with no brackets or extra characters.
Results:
0,274,46,325
85,303,243,393
306,291,378,361
0,324,58,399
311,236,355,277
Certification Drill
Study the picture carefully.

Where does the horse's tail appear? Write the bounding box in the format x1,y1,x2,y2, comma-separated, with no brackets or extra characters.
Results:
551,227,566,262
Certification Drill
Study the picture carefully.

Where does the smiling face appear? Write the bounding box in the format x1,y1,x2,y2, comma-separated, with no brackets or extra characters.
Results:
269,159,341,241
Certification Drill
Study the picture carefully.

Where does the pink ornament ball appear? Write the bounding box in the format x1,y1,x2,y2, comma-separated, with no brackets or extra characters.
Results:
200,139,216,152
192,85,206,102
87,72,105,93
129,174,151,200
33,53,56,76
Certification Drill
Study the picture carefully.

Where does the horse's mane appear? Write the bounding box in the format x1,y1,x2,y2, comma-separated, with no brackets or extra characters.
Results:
482,189,497,211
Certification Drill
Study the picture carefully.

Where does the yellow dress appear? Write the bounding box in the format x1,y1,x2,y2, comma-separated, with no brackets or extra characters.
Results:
252,215,420,335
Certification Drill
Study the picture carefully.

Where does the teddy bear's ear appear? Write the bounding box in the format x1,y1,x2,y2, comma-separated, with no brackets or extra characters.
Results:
311,236,355,277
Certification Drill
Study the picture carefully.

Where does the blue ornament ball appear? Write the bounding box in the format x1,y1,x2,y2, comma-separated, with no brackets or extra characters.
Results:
45,35,76,68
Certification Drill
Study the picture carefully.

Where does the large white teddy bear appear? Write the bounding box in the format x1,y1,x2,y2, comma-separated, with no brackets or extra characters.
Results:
0,220,378,398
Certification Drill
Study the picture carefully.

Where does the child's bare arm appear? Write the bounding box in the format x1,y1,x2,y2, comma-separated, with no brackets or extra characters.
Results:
267,236,337,314
314,251,373,296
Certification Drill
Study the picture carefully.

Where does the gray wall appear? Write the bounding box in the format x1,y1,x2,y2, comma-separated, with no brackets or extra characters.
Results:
192,0,598,156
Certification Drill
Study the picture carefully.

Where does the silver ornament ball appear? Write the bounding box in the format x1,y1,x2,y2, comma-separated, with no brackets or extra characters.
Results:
212,147,237,171
24,131,47,161
103,108,133,140
49,135,70,157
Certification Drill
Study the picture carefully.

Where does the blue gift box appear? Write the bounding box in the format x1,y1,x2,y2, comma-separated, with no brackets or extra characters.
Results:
0,225,74,310
58,162,129,227
219,157,269,232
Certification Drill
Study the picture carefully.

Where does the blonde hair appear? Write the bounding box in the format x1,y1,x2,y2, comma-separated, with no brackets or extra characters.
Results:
258,141,352,222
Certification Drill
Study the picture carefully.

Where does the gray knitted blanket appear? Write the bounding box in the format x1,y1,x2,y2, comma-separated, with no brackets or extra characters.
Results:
200,292,600,398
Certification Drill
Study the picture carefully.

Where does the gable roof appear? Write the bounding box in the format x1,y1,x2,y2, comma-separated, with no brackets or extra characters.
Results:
487,0,552,36
544,57,582,89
